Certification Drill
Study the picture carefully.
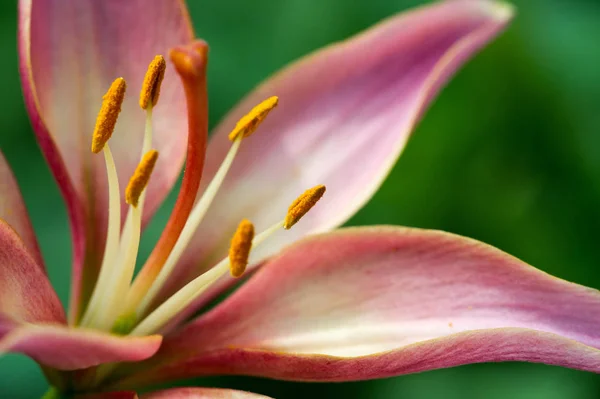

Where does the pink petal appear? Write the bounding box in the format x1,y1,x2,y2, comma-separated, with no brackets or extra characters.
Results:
0,324,161,370
0,220,161,370
76,391,138,399
117,227,600,386
0,150,44,267
0,219,64,327
162,0,515,303
18,0,194,320
143,388,272,399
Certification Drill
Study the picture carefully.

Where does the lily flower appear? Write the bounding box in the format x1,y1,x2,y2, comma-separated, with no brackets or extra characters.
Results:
3,0,599,397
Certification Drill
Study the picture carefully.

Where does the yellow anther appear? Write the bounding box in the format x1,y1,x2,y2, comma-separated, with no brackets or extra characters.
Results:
229,219,255,277
139,55,167,110
91,78,127,153
126,150,159,207
284,185,326,229
228,96,279,141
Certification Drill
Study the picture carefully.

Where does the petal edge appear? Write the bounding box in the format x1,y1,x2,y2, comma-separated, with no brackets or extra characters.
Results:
162,0,516,308
118,226,600,385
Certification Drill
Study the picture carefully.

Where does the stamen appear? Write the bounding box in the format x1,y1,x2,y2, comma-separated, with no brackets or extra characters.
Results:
126,41,209,304
80,78,126,326
117,103,154,243
139,55,167,110
94,153,159,330
113,64,157,298
128,138,242,318
126,150,159,207
127,95,279,318
91,78,127,153
142,107,154,154
130,219,281,337
229,219,254,277
130,185,325,336
79,145,121,327
94,205,142,330
228,96,278,141
284,185,326,229
117,75,156,263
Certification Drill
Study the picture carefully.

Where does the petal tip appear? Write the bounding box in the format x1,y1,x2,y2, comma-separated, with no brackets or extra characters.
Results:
481,1,516,22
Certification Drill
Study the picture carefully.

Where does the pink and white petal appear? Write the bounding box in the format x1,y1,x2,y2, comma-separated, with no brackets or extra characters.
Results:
0,151,44,267
0,323,162,370
143,388,273,399
120,227,600,386
18,0,194,320
0,222,153,371
0,219,64,329
165,0,515,299
118,329,600,386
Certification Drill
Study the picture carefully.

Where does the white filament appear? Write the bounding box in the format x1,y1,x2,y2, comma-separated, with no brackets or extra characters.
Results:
131,220,284,336
82,107,153,330
132,137,243,318
94,205,143,330
80,145,121,327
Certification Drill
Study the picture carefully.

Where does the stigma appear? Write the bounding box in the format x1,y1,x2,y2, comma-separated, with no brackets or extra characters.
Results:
78,52,326,340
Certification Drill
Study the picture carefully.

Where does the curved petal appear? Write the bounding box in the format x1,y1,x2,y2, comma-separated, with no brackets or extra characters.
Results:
0,324,162,370
0,151,43,267
119,329,600,386
162,0,515,301
143,388,272,399
0,219,64,328
76,393,138,399
18,0,194,320
116,227,600,387
0,222,161,370
77,393,138,399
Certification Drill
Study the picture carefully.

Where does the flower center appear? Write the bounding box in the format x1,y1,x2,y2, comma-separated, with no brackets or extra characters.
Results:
77,48,325,338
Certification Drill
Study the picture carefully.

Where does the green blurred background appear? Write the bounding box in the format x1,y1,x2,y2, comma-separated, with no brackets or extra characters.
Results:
2,0,600,397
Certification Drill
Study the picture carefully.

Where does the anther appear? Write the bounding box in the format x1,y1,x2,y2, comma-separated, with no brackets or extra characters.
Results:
284,185,326,229
139,55,167,110
126,150,159,207
91,77,127,153
228,96,279,141
229,219,255,277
